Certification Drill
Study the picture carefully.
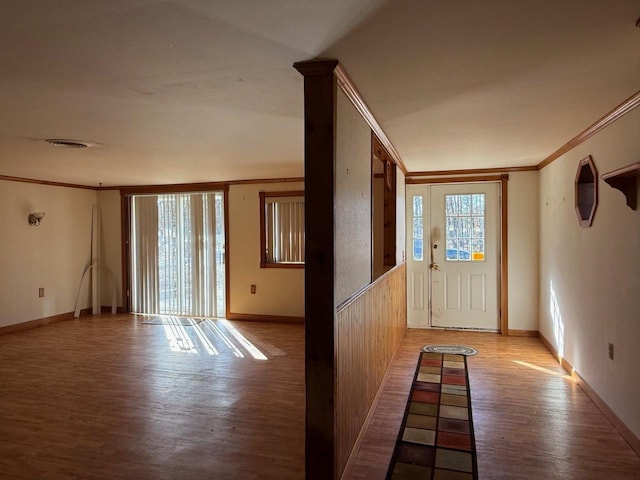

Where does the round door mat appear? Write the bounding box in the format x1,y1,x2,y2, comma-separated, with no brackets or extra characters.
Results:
422,344,478,356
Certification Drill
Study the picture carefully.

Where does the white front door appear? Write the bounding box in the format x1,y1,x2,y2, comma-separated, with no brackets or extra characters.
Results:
406,182,500,330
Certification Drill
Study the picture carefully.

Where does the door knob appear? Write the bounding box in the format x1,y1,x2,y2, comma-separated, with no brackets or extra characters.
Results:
431,263,440,271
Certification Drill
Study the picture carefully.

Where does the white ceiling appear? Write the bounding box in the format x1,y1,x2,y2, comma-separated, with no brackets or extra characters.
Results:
0,0,638,187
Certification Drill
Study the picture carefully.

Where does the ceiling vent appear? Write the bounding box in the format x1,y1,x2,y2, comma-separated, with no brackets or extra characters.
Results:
45,139,90,148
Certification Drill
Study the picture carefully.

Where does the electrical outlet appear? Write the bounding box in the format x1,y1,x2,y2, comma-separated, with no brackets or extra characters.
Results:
251,284,256,294
608,343,614,360
38,287,44,298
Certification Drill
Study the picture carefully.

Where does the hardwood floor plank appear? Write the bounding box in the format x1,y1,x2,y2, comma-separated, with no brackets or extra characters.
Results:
342,329,640,480
2,318,638,479
0,315,304,480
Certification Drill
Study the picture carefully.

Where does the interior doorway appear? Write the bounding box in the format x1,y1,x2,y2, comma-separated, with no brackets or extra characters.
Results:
406,181,501,331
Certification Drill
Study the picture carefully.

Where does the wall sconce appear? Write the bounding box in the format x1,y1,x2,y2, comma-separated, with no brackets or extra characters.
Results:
28,212,45,226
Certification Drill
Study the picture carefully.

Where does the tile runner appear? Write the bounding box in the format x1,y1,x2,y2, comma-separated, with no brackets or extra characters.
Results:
385,352,478,480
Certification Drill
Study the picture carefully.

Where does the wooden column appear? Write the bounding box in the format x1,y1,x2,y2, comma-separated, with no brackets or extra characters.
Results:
293,58,339,480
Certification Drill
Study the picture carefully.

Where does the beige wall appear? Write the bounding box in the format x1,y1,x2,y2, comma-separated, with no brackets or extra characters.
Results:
538,107,640,439
97,190,123,308
228,182,304,317
0,180,96,327
508,171,539,331
335,88,373,305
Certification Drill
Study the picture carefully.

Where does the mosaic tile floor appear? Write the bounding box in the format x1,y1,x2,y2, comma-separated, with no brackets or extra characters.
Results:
386,352,478,480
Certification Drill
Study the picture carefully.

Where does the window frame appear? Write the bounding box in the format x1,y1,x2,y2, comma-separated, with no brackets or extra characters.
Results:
259,190,305,269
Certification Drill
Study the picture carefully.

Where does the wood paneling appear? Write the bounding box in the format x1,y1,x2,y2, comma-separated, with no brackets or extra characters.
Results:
335,264,406,478
343,329,640,480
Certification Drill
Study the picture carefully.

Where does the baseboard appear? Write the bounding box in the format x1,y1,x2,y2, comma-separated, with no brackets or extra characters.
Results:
538,332,640,456
508,329,538,337
226,312,304,324
0,308,92,336
100,306,126,314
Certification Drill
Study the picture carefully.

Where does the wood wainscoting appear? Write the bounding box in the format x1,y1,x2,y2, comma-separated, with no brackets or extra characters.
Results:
335,263,407,477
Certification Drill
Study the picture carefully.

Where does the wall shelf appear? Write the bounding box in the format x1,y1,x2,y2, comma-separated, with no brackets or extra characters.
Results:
601,162,640,211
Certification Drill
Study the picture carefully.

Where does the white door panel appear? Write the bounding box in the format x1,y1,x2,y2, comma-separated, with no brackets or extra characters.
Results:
406,182,500,330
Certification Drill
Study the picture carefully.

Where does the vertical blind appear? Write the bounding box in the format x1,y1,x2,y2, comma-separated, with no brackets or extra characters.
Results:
131,192,225,317
265,196,305,263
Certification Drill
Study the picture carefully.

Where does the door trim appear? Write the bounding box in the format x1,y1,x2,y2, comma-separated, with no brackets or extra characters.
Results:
406,174,509,334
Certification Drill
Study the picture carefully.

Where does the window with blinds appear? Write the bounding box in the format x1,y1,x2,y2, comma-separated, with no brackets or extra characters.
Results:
130,191,226,317
259,191,305,268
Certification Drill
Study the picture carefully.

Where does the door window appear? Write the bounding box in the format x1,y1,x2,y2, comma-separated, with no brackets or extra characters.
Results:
445,194,485,262
412,195,424,261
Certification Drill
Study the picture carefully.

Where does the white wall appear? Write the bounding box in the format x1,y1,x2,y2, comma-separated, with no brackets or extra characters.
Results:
335,88,372,305
0,180,96,327
228,182,305,317
539,107,640,439
508,171,539,331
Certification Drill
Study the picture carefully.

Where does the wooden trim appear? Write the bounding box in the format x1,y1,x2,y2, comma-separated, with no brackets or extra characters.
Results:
261,190,305,198
259,190,305,269
100,306,126,314
0,174,98,190
105,177,305,192
225,312,304,324
508,329,538,337
573,370,640,456
0,309,92,336
334,63,408,176
224,184,231,320
407,166,537,177
601,161,640,211
260,263,305,269
294,59,338,480
575,155,598,227
119,182,228,195
538,90,640,170
538,332,640,456
121,191,132,313
337,262,406,312
407,174,507,184
500,174,509,336
293,58,339,76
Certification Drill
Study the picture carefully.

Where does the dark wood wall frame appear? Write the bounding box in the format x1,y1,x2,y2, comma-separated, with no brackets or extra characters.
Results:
120,184,230,316
407,174,510,335
259,190,305,269
372,134,397,278
293,58,339,480
574,155,598,227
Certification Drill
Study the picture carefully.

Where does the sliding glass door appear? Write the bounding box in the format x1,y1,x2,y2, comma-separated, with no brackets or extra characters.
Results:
130,191,225,317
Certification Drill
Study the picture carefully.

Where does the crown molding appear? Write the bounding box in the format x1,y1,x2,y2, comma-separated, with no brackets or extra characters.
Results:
538,90,640,170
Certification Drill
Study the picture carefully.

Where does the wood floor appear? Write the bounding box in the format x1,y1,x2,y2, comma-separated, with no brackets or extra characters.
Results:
344,329,640,480
1,317,639,479
0,314,304,480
